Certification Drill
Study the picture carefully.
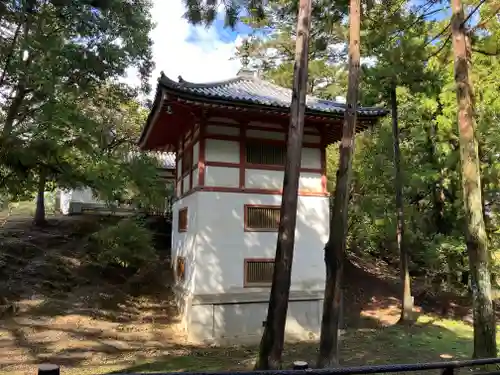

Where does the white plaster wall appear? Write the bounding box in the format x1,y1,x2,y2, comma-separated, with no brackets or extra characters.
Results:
59,190,72,214
192,141,199,167
205,134,320,173
192,191,328,295
68,188,99,203
245,169,322,192
182,175,190,194
299,172,323,192
245,169,282,190
205,139,240,163
59,188,104,214
205,166,239,187
301,148,321,168
176,181,181,197
193,166,199,187
202,137,323,191
177,156,182,180
172,194,199,295
206,142,321,169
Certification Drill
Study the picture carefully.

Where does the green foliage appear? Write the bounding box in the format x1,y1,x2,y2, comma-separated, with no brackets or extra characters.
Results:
0,81,168,222
182,0,265,27
0,0,157,224
91,217,157,270
237,0,500,294
233,1,348,95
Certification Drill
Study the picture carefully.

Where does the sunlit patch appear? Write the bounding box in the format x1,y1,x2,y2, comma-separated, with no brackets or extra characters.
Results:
440,354,454,359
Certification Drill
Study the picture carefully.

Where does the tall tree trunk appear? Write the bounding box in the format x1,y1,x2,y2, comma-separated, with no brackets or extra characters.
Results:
3,84,27,137
254,0,312,370
34,166,47,226
390,84,412,323
317,0,361,367
0,22,22,89
450,0,496,359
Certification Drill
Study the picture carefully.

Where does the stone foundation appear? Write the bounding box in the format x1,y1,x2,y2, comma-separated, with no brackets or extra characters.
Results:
182,290,325,345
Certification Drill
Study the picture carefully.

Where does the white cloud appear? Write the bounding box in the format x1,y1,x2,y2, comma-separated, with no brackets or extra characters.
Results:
143,0,242,88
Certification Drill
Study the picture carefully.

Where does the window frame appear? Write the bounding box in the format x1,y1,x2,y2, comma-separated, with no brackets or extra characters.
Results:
244,258,275,287
178,207,188,232
244,204,281,232
245,140,286,167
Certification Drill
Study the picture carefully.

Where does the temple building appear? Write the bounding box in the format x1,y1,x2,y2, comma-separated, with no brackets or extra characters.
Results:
139,71,387,344
57,152,175,214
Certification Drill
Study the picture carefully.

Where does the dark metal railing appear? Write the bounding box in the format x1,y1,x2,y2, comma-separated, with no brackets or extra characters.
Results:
37,357,500,375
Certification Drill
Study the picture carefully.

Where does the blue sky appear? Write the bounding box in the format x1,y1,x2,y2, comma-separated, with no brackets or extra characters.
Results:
136,0,251,88
410,0,481,26
186,17,252,45
130,0,466,92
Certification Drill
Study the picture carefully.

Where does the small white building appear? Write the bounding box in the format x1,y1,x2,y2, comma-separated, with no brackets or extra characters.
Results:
58,152,176,214
139,71,387,344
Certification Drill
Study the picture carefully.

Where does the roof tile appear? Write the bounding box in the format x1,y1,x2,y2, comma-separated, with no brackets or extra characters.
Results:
159,73,387,117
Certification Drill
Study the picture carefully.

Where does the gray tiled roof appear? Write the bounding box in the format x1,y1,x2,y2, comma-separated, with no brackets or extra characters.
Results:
159,72,387,117
128,151,176,169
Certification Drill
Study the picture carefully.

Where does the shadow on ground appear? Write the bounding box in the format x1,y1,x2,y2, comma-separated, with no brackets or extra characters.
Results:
0,303,478,375
0,216,488,375
116,317,474,375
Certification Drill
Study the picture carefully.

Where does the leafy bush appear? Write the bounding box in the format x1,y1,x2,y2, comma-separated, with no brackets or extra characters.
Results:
91,217,157,270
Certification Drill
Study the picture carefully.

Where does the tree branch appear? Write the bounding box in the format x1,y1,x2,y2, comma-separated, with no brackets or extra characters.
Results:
0,22,22,88
423,0,487,59
427,33,452,60
470,4,500,32
472,47,500,56
463,0,488,26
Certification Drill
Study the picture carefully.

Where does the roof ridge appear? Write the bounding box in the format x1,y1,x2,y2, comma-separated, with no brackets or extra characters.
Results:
160,71,245,88
160,72,337,105
259,78,345,106
156,72,388,117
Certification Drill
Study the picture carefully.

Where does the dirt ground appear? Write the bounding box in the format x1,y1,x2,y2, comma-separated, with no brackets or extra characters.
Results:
0,214,488,375
0,214,182,374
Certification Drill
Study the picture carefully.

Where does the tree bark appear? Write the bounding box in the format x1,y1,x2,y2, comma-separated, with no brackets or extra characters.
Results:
254,0,312,370
34,166,47,226
450,0,496,359
0,22,22,89
317,0,361,368
390,84,413,323
3,84,27,137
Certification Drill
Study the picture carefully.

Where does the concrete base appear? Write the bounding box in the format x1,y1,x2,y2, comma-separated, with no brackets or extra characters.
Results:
182,290,325,345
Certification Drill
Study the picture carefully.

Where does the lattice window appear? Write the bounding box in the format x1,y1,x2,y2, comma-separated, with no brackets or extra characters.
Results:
178,207,188,232
245,141,286,166
245,205,281,231
244,259,275,287
176,256,186,282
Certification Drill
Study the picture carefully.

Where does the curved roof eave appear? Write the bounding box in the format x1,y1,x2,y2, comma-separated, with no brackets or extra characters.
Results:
158,72,389,119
